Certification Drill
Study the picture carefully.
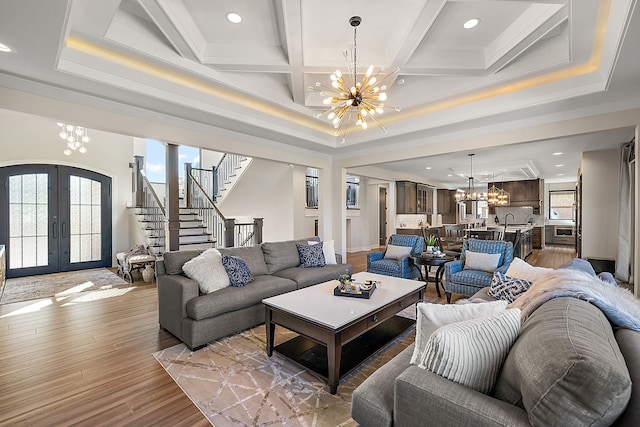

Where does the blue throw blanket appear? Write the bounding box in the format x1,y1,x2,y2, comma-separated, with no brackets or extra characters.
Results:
509,269,640,331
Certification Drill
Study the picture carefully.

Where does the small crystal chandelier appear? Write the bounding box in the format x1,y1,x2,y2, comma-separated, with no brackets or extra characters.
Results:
310,16,402,143
57,123,89,156
455,154,487,202
487,173,510,206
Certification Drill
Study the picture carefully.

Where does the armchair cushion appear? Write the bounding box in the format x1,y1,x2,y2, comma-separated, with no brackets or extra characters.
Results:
384,244,413,260
464,251,501,272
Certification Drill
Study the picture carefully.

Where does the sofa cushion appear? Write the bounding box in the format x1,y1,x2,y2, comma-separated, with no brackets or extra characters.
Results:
262,240,308,274
222,255,253,287
351,343,415,427
411,300,508,366
505,257,553,282
219,245,268,276
163,249,204,275
182,248,230,294
272,263,352,289
419,308,521,394
186,275,297,320
488,272,532,303
493,297,632,426
296,243,326,268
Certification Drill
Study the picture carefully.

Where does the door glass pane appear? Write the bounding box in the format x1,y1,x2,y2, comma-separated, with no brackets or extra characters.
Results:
69,175,101,263
8,174,48,269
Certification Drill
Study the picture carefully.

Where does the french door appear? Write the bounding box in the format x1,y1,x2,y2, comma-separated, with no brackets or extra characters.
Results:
0,164,112,278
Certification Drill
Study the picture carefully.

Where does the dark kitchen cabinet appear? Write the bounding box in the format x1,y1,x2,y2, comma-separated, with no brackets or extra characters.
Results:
417,184,433,215
398,181,433,215
437,189,460,224
488,178,544,214
396,181,417,214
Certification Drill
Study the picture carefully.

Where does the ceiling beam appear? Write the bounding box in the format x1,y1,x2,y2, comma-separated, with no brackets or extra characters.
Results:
277,0,305,105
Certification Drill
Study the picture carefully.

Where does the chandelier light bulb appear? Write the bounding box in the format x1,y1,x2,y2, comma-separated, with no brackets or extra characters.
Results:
310,16,401,142
57,122,89,155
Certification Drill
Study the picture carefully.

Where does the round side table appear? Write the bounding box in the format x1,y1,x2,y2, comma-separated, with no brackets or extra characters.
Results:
411,253,455,298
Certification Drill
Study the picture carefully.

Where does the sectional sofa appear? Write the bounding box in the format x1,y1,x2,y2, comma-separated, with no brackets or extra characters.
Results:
351,260,639,426
156,238,353,350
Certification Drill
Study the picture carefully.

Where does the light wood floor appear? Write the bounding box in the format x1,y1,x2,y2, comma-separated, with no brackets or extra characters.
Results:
0,245,576,425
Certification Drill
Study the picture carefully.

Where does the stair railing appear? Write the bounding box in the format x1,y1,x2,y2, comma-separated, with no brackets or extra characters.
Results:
139,170,166,256
187,169,262,248
215,153,247,198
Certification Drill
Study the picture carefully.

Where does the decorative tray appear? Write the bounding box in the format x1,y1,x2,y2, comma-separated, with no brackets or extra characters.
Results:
334,282,377,299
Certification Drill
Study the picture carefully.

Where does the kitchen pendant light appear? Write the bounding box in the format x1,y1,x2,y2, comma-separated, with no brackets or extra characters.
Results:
455,154,487,202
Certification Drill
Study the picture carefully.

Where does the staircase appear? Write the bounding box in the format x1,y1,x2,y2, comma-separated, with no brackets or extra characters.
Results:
136,207,216,254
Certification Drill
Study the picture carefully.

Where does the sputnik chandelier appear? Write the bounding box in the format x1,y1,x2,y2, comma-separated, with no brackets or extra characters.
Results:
57,122,90,156
455,154,487,202
310,16,402,143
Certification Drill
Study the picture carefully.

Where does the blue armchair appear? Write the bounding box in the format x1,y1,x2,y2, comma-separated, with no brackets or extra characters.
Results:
367,234,424,279
444,238,514,303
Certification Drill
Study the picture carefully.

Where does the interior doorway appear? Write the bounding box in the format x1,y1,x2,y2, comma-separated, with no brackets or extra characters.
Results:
0,164,112,278
379,187,387,246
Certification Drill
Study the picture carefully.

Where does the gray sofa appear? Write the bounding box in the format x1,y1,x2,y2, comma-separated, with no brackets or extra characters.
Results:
351,262,639,426
156,238,353,350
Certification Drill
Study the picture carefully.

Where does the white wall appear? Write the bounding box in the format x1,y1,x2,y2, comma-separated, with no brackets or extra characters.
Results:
200,149,224,170
0,109,135,266
581,148,621,261
218,158,295,242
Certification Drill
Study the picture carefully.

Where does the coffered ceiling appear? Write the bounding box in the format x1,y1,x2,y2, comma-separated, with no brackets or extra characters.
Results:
0,0,638,187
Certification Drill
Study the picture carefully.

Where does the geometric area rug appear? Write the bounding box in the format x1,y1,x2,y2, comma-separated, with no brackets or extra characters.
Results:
153,321,415,427
0,268,129,305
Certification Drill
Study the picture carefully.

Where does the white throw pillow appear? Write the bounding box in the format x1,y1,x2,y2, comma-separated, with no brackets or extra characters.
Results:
506,257,553,282
384,244,413,260
323,240,337,265
410,300,508,365
182,248,230,294
464,250,501,272
418,308,521,394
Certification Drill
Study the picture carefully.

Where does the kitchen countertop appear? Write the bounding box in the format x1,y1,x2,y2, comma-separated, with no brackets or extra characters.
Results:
467,225,535,233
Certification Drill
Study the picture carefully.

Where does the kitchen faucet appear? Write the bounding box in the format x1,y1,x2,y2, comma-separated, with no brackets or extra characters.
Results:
504,213,515,228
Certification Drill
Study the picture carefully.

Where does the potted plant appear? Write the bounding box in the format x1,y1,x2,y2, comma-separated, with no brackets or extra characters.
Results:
425,235,438,253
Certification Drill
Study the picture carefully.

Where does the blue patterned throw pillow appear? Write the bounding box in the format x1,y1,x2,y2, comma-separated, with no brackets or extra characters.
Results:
296,243,326,268
222,255,253,287
488,271,532,303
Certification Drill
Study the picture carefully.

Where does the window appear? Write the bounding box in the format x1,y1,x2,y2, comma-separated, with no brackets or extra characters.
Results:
306,168,318,209
346,175,359,209
549,190,575,220
145,139,166,182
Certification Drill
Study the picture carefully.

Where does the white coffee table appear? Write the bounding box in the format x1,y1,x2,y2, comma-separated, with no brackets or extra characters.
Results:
263,272,425,394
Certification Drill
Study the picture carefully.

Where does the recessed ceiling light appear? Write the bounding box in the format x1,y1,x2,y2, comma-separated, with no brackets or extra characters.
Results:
557,173,565,176
426,167,432,170
552,152,563,156
226,12,242,24
555,164,564,167
447,174,452,177
463,18,480,29
0,43,13,53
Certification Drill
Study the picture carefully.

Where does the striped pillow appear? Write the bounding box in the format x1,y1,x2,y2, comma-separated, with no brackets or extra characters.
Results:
418,308,521,394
